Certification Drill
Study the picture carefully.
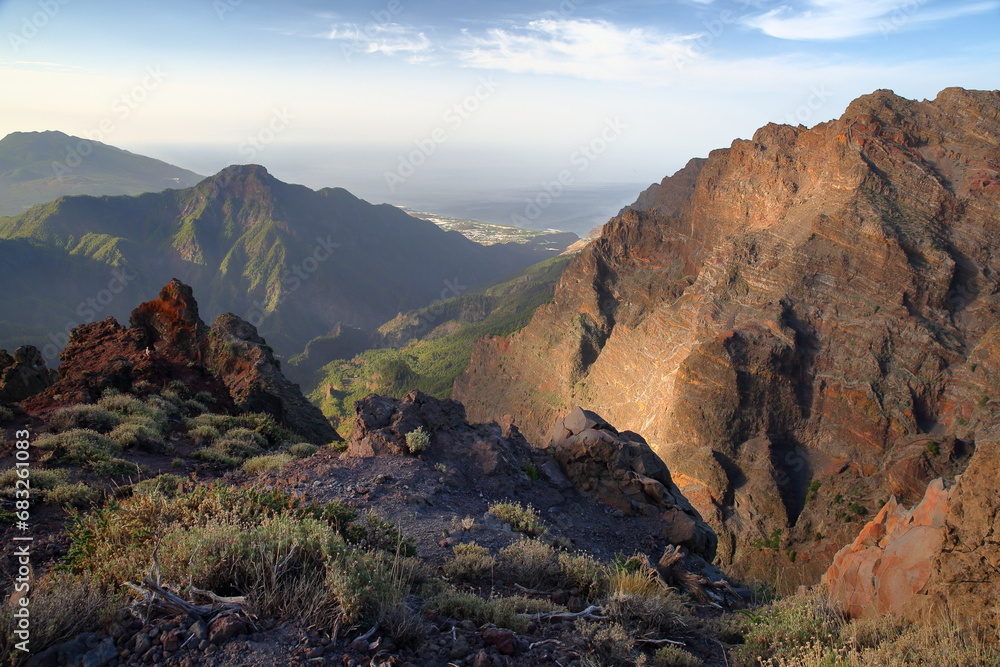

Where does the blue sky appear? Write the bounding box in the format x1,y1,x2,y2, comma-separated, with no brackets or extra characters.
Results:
1,0,998,211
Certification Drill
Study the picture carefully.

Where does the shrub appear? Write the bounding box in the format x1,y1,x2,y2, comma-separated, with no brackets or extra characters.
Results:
605,589,688,634
213,428,266,460
430,589,555,632
97,393,148,416
0,404,14,423
0,467,69,495
325,548,417,625
188,424,221,445
443,542,496,582
559,551,609,599
242,454,294,476
109,422,171,453
488,500,546,536
91,458,146,478
653,645,701,667
346,510,416,555
735,592,1000,667
405,426,430,454
289,443,319,459
192,448,240,467
36,429,122,465
0,573,119,659
49,404,121,434
46,482,101,508
132,474,185,497
574,620,634,667
498,539,562,589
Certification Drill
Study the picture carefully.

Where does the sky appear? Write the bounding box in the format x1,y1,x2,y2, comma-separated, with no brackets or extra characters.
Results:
1,0,998,230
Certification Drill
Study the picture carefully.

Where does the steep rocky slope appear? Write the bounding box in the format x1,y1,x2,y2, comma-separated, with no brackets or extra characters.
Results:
455,87,1000,585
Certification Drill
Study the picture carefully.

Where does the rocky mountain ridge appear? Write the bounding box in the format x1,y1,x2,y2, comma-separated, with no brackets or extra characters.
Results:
455,86,1000,587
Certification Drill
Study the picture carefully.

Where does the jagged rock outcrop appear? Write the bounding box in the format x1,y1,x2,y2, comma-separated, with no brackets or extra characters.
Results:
823,479,953,618
549,407,717,559
347,394,719,562
24,279,338,444
824,428,1000,629
0,345,56,402
455,87,1000,585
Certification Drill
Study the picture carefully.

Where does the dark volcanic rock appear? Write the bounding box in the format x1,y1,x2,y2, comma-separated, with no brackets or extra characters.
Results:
0,345,56,402
455,87,1000,585
550,407,717,560
23,279,338,444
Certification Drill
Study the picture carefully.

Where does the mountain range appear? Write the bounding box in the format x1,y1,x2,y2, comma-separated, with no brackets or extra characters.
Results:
0,163,570,360
0,130,203,216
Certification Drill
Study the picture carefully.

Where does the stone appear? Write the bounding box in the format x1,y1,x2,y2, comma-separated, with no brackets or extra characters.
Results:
81,636,118,667
449,635,470,659
482,628,516,656
0,345,55,403
823,479,952,619
548,406,717,560
208,615,250,645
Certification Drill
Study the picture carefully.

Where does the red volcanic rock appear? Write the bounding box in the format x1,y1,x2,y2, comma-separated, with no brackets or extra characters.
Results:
24,279,338,444
455,87,1000,583
129,279,207,354
825,430,1000,629
823,479,951,618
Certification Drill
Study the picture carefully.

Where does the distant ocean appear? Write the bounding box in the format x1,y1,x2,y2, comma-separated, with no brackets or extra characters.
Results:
136,143,653,239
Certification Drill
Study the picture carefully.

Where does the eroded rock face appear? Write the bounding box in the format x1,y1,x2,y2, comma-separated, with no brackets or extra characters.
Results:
24,279,338,444
823,479,952,618
550,407,717,560
455,87,1000,583
0,345,56,403
825,429,1000,628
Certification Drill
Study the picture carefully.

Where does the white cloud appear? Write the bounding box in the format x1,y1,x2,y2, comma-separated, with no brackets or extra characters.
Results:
455,19,701,85
325,22,434,62
744,0,1000,40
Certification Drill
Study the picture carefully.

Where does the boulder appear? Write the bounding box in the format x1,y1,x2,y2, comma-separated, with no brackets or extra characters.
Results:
549,406,717,560
0,345,56,402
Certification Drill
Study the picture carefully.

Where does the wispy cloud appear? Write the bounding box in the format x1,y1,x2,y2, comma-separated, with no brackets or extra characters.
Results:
325,23,435,63
743,0,1000,40
455,19,699,85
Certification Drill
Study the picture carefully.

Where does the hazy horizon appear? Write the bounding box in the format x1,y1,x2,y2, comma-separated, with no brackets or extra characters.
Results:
3,0,997,223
